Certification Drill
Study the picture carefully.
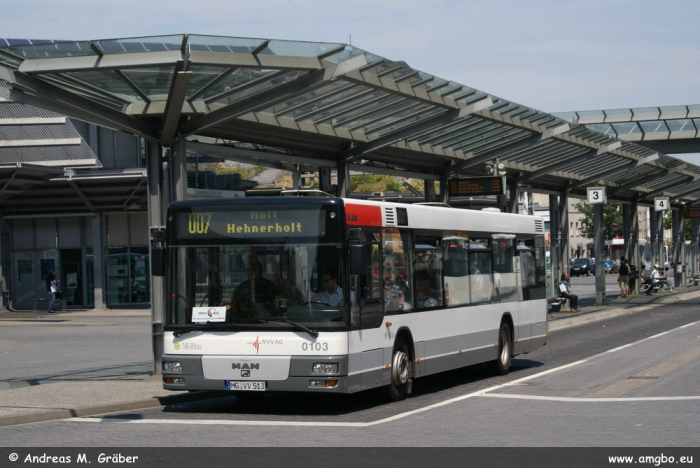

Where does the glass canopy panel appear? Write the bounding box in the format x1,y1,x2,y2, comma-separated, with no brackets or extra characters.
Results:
94,35,185,54
552,112,576,123
291,84,368,121
188,35,267,53
312,89,386,125
435,121,500,149
262,40,344,57
42,74,126,110
639,121,670,139
0,51,21,68
603,108,632,122
206,70,310,109
371,106,443,136
576,110,605,124
320,45,367,64
119,67,176,101
271,80,350,116
415,119,483,146
659,105,688,120
688,105,700,118
48,72,134,107
611,122,642,137
199,68,284,103
330,95,403,128
1,41,94,59
666,119,697,138
62,70,149,103
631,107,659,121
587,123,616,137
185,66,230,100
346,100,418,132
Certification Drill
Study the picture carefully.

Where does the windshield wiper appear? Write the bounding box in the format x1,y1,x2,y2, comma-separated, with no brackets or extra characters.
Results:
172,323,237,337
260,317,319,338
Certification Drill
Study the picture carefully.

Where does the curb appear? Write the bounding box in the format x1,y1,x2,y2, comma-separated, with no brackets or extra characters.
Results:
0,391,219,428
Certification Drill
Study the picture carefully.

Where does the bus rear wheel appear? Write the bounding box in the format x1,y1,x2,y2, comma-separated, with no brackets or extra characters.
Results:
384,337,411,402
490,322,512,376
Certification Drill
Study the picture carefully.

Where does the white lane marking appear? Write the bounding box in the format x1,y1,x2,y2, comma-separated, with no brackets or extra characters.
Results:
71,360,589,427
605,321,697,354
71,322,700,427
482,393,700,402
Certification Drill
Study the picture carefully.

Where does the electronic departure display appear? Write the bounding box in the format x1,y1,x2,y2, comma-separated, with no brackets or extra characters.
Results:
684,210,700,219
175,209,327,239
447,177,505,196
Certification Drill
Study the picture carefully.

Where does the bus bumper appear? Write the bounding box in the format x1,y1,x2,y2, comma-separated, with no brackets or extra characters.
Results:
162,354,351,394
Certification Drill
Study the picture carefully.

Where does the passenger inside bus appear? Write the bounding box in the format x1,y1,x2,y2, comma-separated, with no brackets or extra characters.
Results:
230,261,278,319
414,269,439,309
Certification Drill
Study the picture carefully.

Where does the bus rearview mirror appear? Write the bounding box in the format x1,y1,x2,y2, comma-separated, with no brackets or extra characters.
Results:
350,244,367,275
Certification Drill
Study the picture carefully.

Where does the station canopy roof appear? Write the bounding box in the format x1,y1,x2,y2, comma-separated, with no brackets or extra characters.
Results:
1,34,699,207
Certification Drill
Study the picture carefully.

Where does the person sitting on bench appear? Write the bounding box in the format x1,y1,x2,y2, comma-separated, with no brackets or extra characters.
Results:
558,273,579,313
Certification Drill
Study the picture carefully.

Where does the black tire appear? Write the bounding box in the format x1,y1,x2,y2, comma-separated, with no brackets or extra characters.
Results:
384,337,411,402
490,322,512,376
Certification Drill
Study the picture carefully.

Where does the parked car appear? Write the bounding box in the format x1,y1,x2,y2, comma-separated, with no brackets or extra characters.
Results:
570,258,593,277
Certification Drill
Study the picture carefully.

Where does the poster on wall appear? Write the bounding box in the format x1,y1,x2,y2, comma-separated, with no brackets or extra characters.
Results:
18,260,33,281
66,273,78,289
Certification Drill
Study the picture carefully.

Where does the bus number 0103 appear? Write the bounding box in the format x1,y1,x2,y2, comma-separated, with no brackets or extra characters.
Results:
302,342,329,351
188,213,211,234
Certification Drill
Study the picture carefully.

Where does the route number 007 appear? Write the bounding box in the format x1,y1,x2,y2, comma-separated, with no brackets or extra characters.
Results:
302,342,329,351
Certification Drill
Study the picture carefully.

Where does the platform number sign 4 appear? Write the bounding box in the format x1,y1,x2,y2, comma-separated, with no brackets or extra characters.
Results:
654,197,670,212
587,187,606,204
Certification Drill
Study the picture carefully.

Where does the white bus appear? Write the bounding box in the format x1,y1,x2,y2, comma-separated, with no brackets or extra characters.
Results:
161,194,548,401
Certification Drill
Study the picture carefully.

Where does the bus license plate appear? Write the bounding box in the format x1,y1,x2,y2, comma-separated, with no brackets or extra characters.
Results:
226,381,266,391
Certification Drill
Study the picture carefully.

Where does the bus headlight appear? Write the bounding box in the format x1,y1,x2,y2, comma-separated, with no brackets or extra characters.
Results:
312,363,338,374
309,380,338,388
163,362,182,372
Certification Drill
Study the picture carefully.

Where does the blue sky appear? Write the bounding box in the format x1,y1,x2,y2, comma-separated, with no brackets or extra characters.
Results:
1,0,698,158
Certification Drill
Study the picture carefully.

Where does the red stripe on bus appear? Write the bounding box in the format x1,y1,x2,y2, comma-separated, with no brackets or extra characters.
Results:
345,204,382,226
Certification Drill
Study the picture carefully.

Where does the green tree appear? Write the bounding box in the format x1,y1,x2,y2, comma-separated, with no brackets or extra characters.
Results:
663,211,692,241
574,201,623,241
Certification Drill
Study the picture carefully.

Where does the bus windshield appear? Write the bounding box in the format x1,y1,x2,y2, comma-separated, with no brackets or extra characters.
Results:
165,200,346,331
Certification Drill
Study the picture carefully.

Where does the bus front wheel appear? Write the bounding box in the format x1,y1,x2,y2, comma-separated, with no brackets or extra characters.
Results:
490,322,512,376
384,337,411,402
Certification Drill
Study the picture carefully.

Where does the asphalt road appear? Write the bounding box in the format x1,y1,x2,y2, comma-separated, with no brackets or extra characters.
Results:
0,299,698,448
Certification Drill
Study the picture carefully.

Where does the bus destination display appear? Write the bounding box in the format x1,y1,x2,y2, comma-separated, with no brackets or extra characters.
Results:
176,209,325,239
448,177,505,197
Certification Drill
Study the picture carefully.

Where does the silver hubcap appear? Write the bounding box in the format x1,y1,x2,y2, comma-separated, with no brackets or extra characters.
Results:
392,349,409,386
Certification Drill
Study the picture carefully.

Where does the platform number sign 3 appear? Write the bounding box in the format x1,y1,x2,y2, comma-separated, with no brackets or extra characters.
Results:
587,187,606,204
654,197,670,212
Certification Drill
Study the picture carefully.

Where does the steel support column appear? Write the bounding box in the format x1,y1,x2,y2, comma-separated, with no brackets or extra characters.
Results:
91,214,104,308
594,203,606,305
628,201,640,295
559,192,570,275
439,174,449,205
170,138,188,203
425,180,436,203
147,141,165,375
319,167,333,194
336,161,349,198
549,194,561,297
672,209,685,288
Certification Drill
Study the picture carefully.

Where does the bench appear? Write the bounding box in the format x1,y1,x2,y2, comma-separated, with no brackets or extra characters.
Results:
547,296,567,312
33,298,66,312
